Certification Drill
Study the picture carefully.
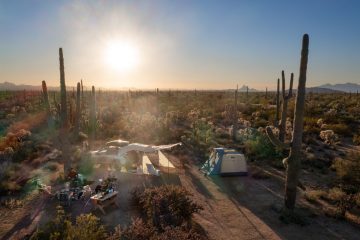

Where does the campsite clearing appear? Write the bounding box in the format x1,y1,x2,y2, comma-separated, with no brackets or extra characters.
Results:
1,150,360,239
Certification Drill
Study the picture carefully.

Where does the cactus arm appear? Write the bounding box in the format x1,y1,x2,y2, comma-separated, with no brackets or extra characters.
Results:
265,126,290,149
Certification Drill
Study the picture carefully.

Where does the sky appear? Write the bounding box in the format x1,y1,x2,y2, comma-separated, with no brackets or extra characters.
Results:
0,0,359,90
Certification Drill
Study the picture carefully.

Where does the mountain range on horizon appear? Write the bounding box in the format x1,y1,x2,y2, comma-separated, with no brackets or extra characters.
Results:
0,81,359,93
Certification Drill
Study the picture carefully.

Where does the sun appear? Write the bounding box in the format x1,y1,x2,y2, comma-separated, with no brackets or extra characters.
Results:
104,40,140,72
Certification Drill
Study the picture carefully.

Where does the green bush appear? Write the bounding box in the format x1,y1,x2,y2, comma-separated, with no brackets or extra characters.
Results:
239,128,283,162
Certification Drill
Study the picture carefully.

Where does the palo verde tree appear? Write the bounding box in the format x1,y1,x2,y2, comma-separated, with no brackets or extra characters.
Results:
266,34,309,211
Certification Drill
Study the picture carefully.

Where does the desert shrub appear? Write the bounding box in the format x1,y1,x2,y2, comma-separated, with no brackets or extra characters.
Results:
327,123,351,136
131,185,202,230
0,198,24,209
65,213,107,240
353,134,360,145
116,218,156,240
303,117,321,135
355,193,360,208
111,218,207,240
331,152,360,189
333,194,356,219
253,118,268,128
155,226,207,240
327,187,347,203
304,190,327,202
319,130,338,145
31,206,106,240
239,128,282,162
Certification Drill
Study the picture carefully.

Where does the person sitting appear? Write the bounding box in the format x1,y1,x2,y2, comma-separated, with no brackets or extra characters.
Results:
95,184,102,194
67,168,78,180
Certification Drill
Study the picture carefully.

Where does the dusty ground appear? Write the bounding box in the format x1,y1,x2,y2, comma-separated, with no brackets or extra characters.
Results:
1,151,360,240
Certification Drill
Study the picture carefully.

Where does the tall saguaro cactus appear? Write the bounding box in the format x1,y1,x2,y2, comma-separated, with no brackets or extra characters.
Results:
90,86,96,142
75,82,81,136
275,78,280,127
59,48,68,128
232,85,239,140
266,34,309,210
278,71,293,142
42,80,50,113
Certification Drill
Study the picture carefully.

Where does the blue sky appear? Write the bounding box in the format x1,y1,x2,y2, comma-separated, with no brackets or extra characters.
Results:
0,0,359,89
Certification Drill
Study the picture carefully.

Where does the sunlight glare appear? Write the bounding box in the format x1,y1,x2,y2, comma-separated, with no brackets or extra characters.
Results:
104,40,140,72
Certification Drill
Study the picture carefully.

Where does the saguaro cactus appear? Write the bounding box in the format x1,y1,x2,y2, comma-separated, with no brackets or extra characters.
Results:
42,80,50,113
75,82,81,136
90,86,96,142
59,48,68,128
265,87,268,99
275,78,280,127
278,71,293,142
266,34,309,210
232,85,239,140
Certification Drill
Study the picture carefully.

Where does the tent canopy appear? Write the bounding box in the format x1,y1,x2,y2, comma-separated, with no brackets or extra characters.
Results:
117,142,182,156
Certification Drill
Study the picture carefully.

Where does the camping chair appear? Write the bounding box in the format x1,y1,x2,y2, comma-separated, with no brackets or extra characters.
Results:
57,191,71,207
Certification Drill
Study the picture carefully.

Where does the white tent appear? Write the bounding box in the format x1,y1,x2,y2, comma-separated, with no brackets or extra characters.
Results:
158,150,175,168
141,155,160,176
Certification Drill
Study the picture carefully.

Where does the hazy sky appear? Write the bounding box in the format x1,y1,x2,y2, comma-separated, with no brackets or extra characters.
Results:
0,0,359,90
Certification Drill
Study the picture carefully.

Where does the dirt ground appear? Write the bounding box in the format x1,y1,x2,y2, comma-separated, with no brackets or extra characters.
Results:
1,151,360,240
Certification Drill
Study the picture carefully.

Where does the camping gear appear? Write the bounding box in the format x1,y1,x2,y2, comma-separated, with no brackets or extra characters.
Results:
90,191,119,215
201,148,247,176
57,189,72,206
